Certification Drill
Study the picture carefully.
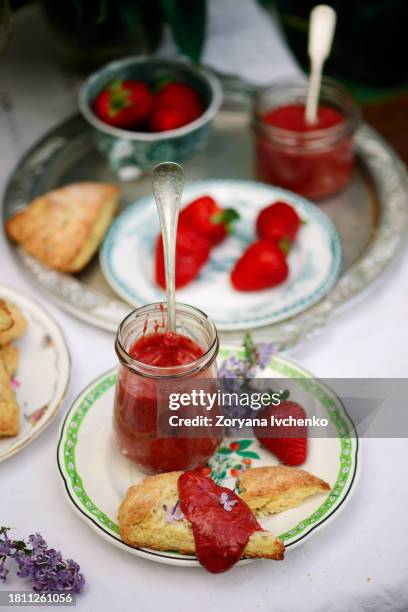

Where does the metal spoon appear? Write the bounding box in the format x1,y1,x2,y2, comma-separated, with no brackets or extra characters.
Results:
305,5,337,124
152,162,184,332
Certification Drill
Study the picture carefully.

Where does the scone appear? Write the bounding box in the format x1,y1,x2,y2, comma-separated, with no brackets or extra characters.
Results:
118,471,284,560
238,466,330,517
0,344,19,377
0,360,19,437
0,302,27,346
0,300,12,332
5,182,120,272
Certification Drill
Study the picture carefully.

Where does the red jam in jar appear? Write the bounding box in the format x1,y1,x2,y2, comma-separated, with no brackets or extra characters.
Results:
253,79,360,200
113,303,221,473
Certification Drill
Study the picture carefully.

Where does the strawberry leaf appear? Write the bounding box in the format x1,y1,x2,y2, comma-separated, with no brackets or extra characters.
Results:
237,439,253,450
210,208,240,233
217,447,232,455
236,451,260,459
279,238,291,255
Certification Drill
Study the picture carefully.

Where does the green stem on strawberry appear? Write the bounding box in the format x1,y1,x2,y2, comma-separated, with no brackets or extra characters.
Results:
210,208,240,234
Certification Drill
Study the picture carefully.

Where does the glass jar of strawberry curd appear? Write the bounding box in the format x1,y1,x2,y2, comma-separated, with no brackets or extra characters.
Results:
113,302,221,473
252,78,361,200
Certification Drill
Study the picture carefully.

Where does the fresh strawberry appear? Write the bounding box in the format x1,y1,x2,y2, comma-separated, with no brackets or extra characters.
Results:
180,196,240,245
155,82,203,119
254,400,308,466
149,105,195,132
155,224,211,289
256,201,301,248
231,239,288,291
92,80,153,129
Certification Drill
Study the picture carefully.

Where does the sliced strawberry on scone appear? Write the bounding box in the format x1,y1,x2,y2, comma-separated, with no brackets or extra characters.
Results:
180,196,240,246
231,239,288,291
155,224,211,289
254,401,308,466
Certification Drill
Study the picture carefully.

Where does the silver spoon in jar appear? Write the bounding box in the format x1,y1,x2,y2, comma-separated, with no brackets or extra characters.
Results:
152,162,184,332
305,4,337,124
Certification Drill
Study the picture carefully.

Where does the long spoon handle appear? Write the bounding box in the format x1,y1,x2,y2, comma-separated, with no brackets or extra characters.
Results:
305,4,337,124
152,162,184,332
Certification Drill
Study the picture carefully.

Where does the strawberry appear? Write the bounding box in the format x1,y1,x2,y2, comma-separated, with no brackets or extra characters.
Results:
155,82,203,119
254,400,308,466
231,239,288,291
180,196,240,245
92,80,153,129
155,224,211,289
256,201,301,249
149,105,195,132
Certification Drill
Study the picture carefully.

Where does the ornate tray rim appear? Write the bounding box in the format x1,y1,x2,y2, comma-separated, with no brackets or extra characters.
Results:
3,109,408,350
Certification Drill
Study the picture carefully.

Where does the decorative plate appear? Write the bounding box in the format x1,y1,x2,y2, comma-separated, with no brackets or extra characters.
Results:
100,180,342,331
57,346,359,567
0,285,71,462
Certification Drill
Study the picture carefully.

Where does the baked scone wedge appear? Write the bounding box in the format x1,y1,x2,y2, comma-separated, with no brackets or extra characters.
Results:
238,466,330,517
0,344,19,377
0,360,19,437
118,471,284,560
6,182,120,272
0,302,27,347
0,300,12,332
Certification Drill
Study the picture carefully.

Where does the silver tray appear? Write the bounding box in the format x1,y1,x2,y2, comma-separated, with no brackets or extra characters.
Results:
3,87,408,350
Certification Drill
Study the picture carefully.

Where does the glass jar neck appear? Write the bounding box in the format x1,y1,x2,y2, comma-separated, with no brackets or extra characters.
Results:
115,302,219,379
253,77,361,150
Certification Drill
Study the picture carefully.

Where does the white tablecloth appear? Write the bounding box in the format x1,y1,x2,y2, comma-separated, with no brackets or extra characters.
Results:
1,3,408,611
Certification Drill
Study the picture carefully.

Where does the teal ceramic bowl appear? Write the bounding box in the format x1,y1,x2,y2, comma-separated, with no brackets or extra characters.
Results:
79,56,222,179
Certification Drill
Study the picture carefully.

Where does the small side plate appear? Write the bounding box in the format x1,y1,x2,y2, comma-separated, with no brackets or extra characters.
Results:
100,180,342,330
57,347,359,568
0,285,71,462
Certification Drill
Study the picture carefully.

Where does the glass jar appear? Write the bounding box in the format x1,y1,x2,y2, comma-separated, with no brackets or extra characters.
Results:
252,78,361,200
113,302,221,473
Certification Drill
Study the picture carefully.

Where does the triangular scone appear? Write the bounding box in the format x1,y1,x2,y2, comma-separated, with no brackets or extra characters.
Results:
0,300,12,332
0,344,19,377
6,182,120,272
238,466,330,517
118,471,284,561
0,360,19,437
0,302,27,347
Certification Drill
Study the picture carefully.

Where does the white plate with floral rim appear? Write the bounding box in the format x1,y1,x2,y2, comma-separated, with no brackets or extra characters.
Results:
57,346,359,568
100,180,342,331
0,285,71,462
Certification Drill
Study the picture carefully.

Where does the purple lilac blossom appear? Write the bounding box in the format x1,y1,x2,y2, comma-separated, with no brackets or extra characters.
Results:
0,528,85,593
219,492,238,512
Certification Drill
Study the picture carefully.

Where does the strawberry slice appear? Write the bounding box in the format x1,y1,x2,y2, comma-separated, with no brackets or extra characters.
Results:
254,401,308,466
256,201,301,248
231,239,288,291
180,196,240,246
155,224,211,289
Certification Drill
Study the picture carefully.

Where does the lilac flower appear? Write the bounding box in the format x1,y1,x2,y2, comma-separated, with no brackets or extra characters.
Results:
0,559,9,583
256,342,276,369
163,501,184,523
219,334,275,387
219,492,238,512
0,527,85,593
219,334,276,433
